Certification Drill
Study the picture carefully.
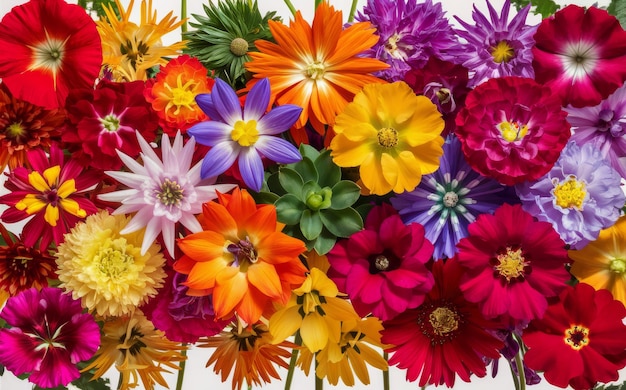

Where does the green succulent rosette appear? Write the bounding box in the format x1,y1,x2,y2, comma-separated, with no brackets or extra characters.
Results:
257,145,363,255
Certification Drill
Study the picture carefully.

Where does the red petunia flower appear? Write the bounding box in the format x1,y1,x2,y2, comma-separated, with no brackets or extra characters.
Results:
327,203,434,321
455,76,570,185
456,203,571,322
382,257,503,387
0,0,102,108
523,283,626,390
532,5,626,108
62,79,159,171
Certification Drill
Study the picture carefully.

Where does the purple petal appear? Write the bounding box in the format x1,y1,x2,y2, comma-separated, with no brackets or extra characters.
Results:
244,78,270,121
258,104,303,135
211,78,242,125
195,93,222,122
255,137,302,164
187,121,232,147
200,143,238,179
238,148,264,192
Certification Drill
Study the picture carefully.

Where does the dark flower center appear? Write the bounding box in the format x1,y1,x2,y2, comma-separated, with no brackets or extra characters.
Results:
564,324,589,351
228,237,258,269
417,301,462,346
491,246,530,283
120,39,150,69
597,109,624,137
230,324,265,352
156,178,184,207
230,37,249,57
368,251,399,274
377,127,398,148
119,326,147,356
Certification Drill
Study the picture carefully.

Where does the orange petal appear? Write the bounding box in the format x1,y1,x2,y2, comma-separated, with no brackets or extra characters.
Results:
201,201,237,237
213,267,247,319
177,230,226,261
236,285,267,325
184,257,231,290
257,232,306,264
247,261,282,299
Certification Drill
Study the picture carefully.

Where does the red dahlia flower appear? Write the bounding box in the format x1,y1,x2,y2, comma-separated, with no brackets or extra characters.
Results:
533,5,626,108
455,76,570,185
523,283,626,390
0,0,102,108
457,203,571,322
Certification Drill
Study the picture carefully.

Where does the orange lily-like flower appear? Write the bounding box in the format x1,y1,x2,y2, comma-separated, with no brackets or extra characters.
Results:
245,1,388,139
175,188,308,325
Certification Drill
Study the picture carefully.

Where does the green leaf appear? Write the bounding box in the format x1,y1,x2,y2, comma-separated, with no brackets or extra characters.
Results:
301,180,322,204
614,0,626,29
315,149,341,188
298,143,321,161
278,168,305,198
510,0,559,18
313,228,337,255
275,194,306,225
300,209,323,240
266,171,285,195
293,157,318,184
251,191,279,205
320,208,363,238
330,181,361,210
593,381,626,390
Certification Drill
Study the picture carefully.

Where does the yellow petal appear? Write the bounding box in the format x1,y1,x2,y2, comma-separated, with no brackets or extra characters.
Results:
269,305,302,342
346,348,370,385
56,179,77,198
44,204,59,226
15,194,47,215
359,153,391,195
59,198,86,218
42,165,61,187
300,312,329,352
27,171,51,192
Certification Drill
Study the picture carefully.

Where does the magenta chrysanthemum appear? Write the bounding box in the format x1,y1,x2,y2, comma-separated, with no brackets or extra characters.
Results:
455,76,571,185
532,5,626,108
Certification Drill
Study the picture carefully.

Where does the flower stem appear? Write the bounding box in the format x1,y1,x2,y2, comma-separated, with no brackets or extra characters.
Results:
176,346,188,390
314,0,323,10
515,350,526,390
181,0,187,35
283,0,297,17
315,355,323,390
116,372,123,390
284,333,302,390
509,358,521,390
383,352,389,390
347,0,359,22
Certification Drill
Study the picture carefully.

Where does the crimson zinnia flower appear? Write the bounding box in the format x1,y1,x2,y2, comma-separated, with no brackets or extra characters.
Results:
0,0,102,108
0,287,100,388
456,203,571,322
382,257,503,387
523,283,626,390
455,76,570,185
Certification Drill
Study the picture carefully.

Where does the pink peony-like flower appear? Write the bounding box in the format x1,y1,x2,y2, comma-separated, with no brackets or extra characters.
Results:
532,5,626,108
455,76,570,185
456,203,571,322
327,203,434,320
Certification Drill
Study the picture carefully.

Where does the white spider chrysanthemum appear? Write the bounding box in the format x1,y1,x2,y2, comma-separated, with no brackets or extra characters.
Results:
99,130,236,256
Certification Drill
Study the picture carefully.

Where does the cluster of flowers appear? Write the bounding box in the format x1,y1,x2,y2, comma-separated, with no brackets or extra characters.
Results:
1,0,626,389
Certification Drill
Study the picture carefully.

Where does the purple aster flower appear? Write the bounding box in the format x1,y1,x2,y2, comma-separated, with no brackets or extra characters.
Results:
565,84,626,179
188,78,303,191
0,287,100,388
515,141,625,249
390,136,517,259
355,0,462,82
454,0,537,87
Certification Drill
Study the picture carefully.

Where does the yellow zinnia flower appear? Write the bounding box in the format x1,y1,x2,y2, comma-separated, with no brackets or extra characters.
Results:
56,210,166,317
569,215,626,304
329,81,445,195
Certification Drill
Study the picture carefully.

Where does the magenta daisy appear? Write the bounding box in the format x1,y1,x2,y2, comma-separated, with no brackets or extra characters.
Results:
327,203,434,320
0,144,99,250
455,76,571,185
456,203,571,322
0,287,100,388
532,5,626,108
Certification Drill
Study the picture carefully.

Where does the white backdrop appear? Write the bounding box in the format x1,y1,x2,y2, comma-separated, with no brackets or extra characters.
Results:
0,0,620,390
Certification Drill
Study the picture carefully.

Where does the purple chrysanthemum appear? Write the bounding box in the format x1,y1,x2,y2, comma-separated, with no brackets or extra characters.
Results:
355,0,462,81
516,141,625,249
454,0,537,87
565,84,626,179
188,78,303,191
390,136,517,259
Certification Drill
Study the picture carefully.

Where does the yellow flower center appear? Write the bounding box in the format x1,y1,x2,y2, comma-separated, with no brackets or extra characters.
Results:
497,120,528,142
494,247,529,282
100,114,121,132
564,324,590,351
95,238,135,279
609,258,626,274
491,41,515,63
7,122,25,138
306,61,326,80
429,307,459,336
384,33,403,59
230,37,249,57
377,127,398,148
231,119,259,147
553,176,586,210
170,84,196,108
156,178,184,207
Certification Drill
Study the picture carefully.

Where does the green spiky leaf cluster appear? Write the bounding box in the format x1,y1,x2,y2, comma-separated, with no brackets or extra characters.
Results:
185,0,280,90
256,145,363,255
594,381,626,390
77,0,119,19
510,0,560,18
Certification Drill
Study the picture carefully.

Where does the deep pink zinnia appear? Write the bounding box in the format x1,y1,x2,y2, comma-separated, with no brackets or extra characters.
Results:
456,203,571,322
532,5,626,108
523,283,626,390
62,79,159,171
0,0,102,108
0,287,100,388
327,203,434,320
382,257,503,387
455,76,571,185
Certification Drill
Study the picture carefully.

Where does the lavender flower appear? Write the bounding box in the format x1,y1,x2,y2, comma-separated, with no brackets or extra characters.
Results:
188,77,303,191
390,136,516,259
565,84,626,179
355,0,462,81
455,0,537,87
516,141,625,249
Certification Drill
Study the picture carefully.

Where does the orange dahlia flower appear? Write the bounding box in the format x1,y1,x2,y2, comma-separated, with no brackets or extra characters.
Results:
175,188,307,324
245,1,388,138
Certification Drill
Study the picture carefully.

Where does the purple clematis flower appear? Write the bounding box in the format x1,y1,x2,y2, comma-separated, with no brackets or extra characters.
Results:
188,78,303,191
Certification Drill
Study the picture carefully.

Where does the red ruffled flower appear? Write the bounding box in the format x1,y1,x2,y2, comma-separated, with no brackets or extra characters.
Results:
523,283,626,390
456,203,571,322
455,76,570,185
532,5,626,108
62,79,159,171
0,0,102,108
382,257,503,387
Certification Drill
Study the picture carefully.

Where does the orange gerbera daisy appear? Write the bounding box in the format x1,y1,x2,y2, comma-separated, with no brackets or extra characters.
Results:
175,188,307,324
244,1,388,139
